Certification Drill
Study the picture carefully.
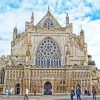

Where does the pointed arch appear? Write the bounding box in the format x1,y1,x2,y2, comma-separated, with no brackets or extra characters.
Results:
36,37,61,68
44,81,52,95
15,83,20,95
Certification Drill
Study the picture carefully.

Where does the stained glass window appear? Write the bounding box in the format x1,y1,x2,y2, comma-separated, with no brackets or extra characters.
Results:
36,37,61,68
43,19,54,29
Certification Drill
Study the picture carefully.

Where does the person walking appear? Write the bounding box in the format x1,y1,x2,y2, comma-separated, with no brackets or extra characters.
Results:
8,88,11,96
70,87,75,100
8,88,10,96
92,87,96,100
76,87,81,100
24,89,29,100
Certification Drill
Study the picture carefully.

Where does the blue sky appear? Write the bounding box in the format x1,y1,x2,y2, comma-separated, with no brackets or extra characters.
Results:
0,0,100,68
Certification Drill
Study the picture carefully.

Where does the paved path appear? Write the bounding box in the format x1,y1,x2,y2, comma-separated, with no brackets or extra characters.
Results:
0,95,100,100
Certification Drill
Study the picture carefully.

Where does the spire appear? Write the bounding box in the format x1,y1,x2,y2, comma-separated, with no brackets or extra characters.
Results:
14,25,17,31
66,13,69,25
80,25,84,33
13,25,17,40
30,12,34,23
47,5,50,16
66,13,68,17
48,5,50,13
80,25,85,44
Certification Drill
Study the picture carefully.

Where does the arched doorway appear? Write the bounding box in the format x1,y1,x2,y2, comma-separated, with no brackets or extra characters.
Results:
15,83,20,95
44,82,52,95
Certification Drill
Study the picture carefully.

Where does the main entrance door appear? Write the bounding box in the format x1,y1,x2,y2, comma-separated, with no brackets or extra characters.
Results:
15,83,20,95
44,82,52,95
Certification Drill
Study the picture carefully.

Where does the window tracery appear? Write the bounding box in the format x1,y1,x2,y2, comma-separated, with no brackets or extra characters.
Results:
36,37,61,68
43,19,54,29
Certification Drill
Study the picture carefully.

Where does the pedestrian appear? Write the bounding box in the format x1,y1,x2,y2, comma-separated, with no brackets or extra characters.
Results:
24,89,28,100
70,87,75,100
8,89,10,96
8,88,11,96
9,88,12,96
76,87,81,100
92,87,96,100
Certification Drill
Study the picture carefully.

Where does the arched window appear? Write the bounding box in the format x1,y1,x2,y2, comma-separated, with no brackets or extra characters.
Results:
36,37,61,68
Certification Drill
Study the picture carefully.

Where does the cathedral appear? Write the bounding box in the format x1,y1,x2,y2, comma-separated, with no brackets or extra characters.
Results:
0,8,98,95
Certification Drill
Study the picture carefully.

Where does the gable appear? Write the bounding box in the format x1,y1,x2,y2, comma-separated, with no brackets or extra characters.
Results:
36,12,62,29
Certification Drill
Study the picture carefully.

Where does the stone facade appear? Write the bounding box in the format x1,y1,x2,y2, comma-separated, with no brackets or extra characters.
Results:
0,9,98,95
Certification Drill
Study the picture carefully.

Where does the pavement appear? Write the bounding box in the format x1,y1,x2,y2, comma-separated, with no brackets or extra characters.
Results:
0,95,100,100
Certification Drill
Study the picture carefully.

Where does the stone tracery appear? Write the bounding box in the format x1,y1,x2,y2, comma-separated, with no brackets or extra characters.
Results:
36,37,61,67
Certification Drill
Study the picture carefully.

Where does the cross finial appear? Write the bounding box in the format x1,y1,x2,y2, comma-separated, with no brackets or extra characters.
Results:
48,5,50,13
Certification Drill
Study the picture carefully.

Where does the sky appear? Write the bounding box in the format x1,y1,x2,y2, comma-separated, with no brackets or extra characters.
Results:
0,0,100,68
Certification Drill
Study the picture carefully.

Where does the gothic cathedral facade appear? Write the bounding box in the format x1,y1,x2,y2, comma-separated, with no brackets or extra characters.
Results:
0,9,97,95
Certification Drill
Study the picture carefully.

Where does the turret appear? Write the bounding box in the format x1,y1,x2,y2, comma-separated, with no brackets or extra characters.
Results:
30,12,34,24
66,13,69,26
13,26,17,40
80,28,85,44
25,12,34,32
65,13,73,33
